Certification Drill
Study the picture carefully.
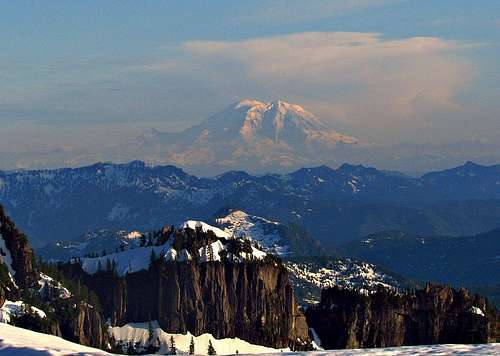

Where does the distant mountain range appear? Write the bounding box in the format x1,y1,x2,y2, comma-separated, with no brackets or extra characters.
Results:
1,160,500,248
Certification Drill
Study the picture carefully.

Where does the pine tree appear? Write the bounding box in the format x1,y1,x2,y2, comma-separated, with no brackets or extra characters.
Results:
207,243,214,262
147,320,154,345
207,340,216,355
189,336,195,355
169,335,176,355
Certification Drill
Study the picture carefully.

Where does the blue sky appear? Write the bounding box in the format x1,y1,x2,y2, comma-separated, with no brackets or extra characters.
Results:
1,0,499,154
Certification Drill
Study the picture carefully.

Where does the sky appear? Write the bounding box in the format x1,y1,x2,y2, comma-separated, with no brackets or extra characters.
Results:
1,0,499,164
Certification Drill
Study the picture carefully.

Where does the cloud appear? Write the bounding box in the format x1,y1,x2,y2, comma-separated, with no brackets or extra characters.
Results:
143,32,477,142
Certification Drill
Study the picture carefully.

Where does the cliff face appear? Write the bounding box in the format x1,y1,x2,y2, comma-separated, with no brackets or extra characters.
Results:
58,302,108,348
306,284,499,349
0,204,108,350
69,260,310,349
0,205,38,293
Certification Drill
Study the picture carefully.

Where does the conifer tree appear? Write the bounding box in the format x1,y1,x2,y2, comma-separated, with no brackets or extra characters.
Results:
207,243,214,262
147,320,154,345
189,336,195,355
207,340,216,355
169,335,176,355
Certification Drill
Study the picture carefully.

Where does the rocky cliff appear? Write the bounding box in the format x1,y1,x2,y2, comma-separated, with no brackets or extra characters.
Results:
306,284,499,349
0,205,38,294
63,258,310,350
0,204,108,350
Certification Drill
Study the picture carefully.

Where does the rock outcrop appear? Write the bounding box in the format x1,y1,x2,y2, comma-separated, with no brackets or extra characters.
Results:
0,204,108,350
306,284,499,349
64,259,310,350
57,302,108,348
0,205,38,293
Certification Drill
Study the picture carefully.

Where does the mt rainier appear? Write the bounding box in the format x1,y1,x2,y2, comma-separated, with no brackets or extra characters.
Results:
136,99,357,173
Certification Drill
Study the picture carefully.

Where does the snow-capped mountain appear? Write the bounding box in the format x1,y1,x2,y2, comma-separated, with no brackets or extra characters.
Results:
136,99,357,172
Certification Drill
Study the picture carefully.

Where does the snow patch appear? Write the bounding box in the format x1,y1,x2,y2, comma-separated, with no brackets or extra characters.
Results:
38,272,72,299
182,220,231,238
125,231,143,240
0,300,46,323
470,306,485,317
0,233,17,288
310,328,323,350
110,321,288,355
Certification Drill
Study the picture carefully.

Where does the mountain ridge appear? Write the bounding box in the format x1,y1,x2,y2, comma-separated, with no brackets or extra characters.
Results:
1,160,500,247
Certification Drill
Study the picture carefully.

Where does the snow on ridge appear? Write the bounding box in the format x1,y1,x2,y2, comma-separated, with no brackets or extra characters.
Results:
181,220,231,238
0,300,46,324
79,244,176,276
110,321,288,355
235,99,265,109
76,221,268,276
215,210,290,256
0,232,17,288
286,259,398,301
38,272,72,299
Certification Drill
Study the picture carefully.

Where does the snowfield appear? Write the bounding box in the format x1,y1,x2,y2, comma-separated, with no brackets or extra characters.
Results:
0,323,498,355
0,323,109,355
255,344,500,355
110,321,287,355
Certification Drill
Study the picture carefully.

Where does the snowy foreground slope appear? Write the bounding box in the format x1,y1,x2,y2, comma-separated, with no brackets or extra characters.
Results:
1,324,499,356
0,323,109,355
110,321,286,354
